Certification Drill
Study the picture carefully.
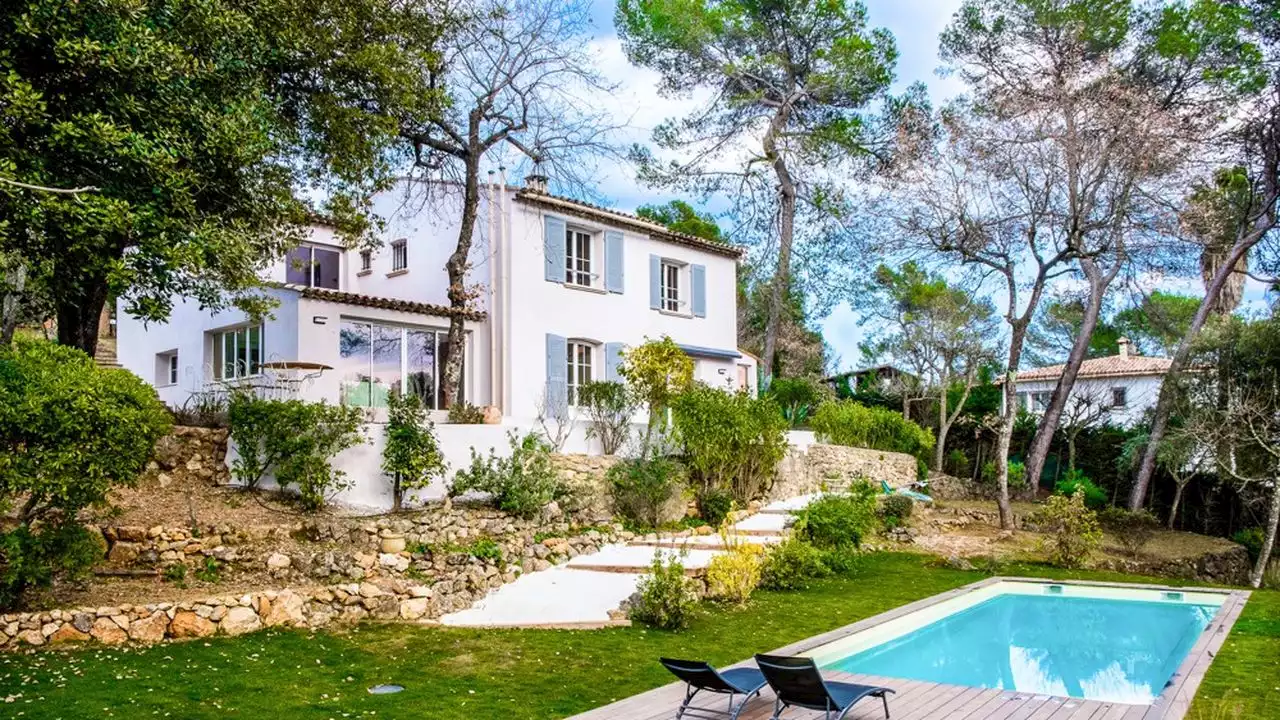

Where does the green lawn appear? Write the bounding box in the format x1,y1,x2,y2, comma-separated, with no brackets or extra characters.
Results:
1,554,1276,719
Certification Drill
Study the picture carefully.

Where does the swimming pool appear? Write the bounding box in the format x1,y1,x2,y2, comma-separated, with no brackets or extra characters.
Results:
805,580,1228,705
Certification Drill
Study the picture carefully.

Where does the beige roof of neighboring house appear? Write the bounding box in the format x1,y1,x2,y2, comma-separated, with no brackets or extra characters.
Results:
1016,353,1172,382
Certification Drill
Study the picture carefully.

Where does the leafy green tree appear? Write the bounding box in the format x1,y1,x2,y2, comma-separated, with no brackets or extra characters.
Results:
0,339,172,607
738,266,828,379
856,262,999,471
616,0,928,381
1112,292,1201,357
0,0,447,354
382,392,448,512
619,336,694,453
636,200,723,243
1026,297,1123,367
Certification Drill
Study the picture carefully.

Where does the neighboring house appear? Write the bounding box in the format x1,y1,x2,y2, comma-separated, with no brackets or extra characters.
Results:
1012,338,1171,427
117,175,757,428
824,365,919,396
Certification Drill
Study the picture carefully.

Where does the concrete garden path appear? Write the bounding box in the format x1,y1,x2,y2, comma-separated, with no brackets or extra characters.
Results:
436,494,818,628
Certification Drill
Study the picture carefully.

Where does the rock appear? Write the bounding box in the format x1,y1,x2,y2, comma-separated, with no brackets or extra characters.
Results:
399,598,431,620
90,617,128,645
129,612,169,643
49,624,90,644
262,591,305,627
117,526,148,542
266,552,292,570
41,622,60,637
108,542,140,564
18,629,44,646
169,611,216,639
944,555,975,571
220,607,261,636
358,582,383,598
408,585,432,598
71,613,94,633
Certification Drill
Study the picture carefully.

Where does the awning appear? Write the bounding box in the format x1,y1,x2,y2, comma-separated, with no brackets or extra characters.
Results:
678,344,742,360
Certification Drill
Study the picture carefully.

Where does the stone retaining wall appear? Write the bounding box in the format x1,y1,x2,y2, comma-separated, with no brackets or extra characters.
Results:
146,425,230,486
771,443,918,500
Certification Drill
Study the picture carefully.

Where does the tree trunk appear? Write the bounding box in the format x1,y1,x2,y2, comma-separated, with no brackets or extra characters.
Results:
760,102,796,383
1131,115,1279,509
1168,481,1185,530
1248,477,1280,589
1129,240,1261,509
54,270,109,356
1023,258,1110,487
934,388,949,472
1,261,27,347
440,150,482,410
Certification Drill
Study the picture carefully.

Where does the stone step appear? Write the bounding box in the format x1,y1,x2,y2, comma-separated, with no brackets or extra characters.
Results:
758,493,825,515
565,544,721,574
731,513,794,536
438,567,642,628
628,534,787,551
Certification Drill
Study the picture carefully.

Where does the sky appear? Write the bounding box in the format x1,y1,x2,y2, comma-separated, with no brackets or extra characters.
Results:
575,0,966,373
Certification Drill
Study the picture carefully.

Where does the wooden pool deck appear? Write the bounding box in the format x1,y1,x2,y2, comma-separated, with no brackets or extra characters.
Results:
565,579,1250,720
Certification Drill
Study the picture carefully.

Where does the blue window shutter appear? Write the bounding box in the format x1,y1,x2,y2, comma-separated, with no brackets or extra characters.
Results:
605,342,625,382
545,333,568,418
544,216,566,283
691,264,707,318
649,255,661,309
604,230,625,293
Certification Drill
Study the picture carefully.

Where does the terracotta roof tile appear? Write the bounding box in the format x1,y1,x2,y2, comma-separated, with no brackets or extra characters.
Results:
288,285,487,322
514,190,744,259
1016,354,1172,382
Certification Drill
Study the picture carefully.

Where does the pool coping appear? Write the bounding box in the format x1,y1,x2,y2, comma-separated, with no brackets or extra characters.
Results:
565,576,1250,720
768,576,1250,719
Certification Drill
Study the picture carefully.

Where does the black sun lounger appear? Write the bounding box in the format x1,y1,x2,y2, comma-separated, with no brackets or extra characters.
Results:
754,654,895,720
659,657,769,720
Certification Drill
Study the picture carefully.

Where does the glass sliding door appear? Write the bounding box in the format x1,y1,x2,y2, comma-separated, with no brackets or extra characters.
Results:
339,319,461,410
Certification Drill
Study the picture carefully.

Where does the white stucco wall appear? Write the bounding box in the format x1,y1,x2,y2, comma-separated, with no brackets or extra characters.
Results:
1014,374,1164,427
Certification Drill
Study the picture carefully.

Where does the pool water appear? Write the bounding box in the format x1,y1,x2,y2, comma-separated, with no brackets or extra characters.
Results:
823,594,1217,704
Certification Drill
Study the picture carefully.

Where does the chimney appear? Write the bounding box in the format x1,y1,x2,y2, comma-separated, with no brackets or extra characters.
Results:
523,174,548,193
1117,337,1131,359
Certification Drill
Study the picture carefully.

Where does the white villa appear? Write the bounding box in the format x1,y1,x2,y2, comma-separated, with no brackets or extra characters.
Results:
116,176,756,505
1013,338,1171,427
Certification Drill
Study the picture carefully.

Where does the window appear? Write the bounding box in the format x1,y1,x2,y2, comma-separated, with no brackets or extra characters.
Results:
1112,387,1128,408
1031,391,1051,412
338,320,462,410
661,260,682,312
737,364,751,392
391,239,408,272
1016,392,1029,411
214,326,263,380
359,249,372,272
564,228,594,286
285,245,340,289
157,352,178,386
566,341,594,405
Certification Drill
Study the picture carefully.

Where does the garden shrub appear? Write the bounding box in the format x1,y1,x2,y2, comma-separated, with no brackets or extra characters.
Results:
467,538,503,565
880,494,914,530
809,401,934,461
382,392,447,511
608,457,687,529
579,380,639,455
670,383,788,503
980,459,1027,489
450,432,566,519
945,448,971,478
446,401,486,424
1099,507,1159,557
818,545,864,576
768,377,826,427
697,487,734,527
1031,488,1102,568
228,392,366,510
1233,527,1264,563
759,538,829,591
0,339,171,608
629,552,697,630
704,537,763,604
1054,469,1106,509
793,482,878,549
